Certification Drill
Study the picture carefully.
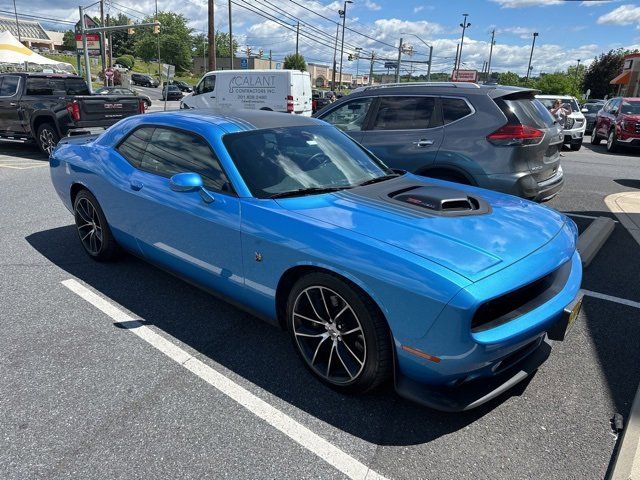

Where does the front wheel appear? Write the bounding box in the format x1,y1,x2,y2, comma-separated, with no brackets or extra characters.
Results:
286,272,392,394
590,133,601,145
37,123,59,155
570,140,582,151
73,190,120,261
607,129,619,153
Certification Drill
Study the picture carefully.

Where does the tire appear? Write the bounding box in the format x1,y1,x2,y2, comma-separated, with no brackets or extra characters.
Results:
286,272,392,394
73,190,120,262
36,123,59,155
590,133,601,145
606,129,619,153
570,140,582,151
144,99,151,108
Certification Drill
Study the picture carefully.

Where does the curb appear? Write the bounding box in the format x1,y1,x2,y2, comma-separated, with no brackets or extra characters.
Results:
606,192,640,480
576,217,616,268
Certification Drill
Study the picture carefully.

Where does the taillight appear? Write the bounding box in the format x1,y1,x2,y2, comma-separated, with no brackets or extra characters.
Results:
487,124,544,146
66,101,80,121
286,95,294,113
139,99,146,114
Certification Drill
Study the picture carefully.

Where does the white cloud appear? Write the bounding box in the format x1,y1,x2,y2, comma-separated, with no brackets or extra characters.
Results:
491,0,563,7
413,6,424,13
364,0,381,10
581,0,617,6
498,26,538,39
597,4,640,25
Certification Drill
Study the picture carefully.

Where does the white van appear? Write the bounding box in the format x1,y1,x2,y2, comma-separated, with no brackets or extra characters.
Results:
181,69,313,116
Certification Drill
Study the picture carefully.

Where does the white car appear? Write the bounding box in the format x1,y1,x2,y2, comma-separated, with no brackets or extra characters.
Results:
113,64,129,73
181,69,313,116
536,95,586,151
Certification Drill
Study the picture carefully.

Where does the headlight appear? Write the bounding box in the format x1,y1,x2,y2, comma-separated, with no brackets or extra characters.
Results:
565,117,575,129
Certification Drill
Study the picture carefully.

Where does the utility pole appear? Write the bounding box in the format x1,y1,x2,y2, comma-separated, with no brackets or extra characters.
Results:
106,14,112,70
12,0,21,43
454,43,459,74
156,0,161,85
208,0,216,71
456,13,470,71
295,21,299,55
487,29,495,79
427,45,432,82
574,58,581,89
269,49,272,69
338,1,352,92
79,6,91,92
354,47,362,85
331,23,339,90
228,0,233,68
368,51,374,85
395,37,403,83
100,0,106,86
525,32,538,83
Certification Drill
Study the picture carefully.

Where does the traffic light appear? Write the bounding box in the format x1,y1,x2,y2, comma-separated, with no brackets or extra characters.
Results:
127,20,135,35
153,18,159,34
348,54,353,61
258,48,264,58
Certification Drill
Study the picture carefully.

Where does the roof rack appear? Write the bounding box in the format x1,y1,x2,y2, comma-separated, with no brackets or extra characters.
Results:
356,82,481,92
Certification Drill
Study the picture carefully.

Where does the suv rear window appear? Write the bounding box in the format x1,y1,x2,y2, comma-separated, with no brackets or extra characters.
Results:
499,96,555,129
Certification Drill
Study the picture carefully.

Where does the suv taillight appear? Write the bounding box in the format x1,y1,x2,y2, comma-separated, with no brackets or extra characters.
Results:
487,124,543,146
287,95,294,113
138,99,146,114
66,101,81,121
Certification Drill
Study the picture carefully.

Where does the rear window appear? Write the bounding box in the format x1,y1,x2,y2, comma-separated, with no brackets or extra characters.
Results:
442,98,473,124
499,96,555,129
25,77,90,96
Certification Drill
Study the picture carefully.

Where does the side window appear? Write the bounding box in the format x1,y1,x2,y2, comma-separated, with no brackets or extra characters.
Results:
611,98,621,113
320,97,373,132
116,127,154,167
140,127,231,192
0,76,19,96
442,98,472,124
372,96,436,130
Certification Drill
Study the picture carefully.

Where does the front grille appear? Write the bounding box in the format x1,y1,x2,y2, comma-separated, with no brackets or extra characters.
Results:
471,261,572,332
574,118,584,127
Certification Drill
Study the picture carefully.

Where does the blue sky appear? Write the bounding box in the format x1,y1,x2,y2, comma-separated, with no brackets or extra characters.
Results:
5,0,639,75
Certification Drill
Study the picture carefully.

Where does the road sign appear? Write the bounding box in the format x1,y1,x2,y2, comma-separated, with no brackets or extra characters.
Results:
162,63,175,78
104,68,114,79
75,33,100,52
384,61,397,69
452,69,478,82
240,58,248,69
275,62,282,70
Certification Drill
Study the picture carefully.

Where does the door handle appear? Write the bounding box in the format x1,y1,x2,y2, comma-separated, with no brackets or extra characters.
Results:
9,102,17,107
210,95,216,98
130,179,144,191
413,139,434,147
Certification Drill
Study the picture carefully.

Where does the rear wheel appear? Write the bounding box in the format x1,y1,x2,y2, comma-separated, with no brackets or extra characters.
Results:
590,132,601,145
37,123,59,155
606,129,619,153
73,190,119,261
286,272,392,394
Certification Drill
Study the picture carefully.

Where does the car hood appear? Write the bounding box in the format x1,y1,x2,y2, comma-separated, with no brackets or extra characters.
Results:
276,175,568,282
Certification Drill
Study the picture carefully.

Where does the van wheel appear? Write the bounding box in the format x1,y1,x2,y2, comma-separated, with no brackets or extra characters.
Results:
37,123,59,155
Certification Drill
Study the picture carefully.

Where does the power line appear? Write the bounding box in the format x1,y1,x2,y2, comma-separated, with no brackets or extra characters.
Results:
0,10,76,25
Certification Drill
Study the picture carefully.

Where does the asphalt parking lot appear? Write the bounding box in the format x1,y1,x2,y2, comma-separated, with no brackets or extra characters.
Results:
1,136,639,480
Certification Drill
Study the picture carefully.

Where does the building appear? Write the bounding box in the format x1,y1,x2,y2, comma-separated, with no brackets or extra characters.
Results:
611,53,640,97
0,16,65,51
307,62,353,89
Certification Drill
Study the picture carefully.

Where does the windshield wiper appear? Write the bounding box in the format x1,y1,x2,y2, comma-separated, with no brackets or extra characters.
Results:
357,174,400,187
268,186,350,199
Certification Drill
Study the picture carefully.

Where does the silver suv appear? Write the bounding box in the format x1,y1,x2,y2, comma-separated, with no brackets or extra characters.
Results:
315,83,564,201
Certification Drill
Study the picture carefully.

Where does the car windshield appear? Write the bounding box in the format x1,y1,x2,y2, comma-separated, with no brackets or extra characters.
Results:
223,125,393,198
583,103,603,113
621,101,640,115
538,97,580,112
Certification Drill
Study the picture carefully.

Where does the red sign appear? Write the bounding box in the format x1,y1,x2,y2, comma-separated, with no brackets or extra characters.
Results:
104,68,114,78
75,33,100,51
452,69,478,82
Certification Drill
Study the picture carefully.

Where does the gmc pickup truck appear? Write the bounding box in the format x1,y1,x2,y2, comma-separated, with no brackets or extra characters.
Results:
0,73,144,154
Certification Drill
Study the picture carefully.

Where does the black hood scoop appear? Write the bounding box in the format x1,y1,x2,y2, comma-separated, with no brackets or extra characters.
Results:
343,176,491,218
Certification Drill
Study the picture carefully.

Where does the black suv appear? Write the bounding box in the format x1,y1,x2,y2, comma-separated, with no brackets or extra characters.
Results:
131,73,158,88
315,82,564,201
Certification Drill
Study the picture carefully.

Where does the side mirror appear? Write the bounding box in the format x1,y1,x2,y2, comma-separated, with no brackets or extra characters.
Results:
581,108,588,113
169,172,203,192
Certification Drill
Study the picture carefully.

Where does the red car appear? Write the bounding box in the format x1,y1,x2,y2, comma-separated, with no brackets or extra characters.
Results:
591,96,640,152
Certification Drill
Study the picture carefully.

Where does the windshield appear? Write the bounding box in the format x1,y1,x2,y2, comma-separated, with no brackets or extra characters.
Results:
583,103,603,113
621,101,640,115
537,97,580,112
223,125,392,198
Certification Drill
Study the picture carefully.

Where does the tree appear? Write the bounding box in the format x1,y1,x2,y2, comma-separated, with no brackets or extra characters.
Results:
283,53,306,71
109,13,135,58
134,12,193,72
498,71,521,86
62,30,75,51
534,72,575,96
583,48,628,99
191,31,238,59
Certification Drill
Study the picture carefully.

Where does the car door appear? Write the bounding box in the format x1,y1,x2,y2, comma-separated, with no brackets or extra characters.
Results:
316,96,375,143
192,74,216,108
600,98,619,136
123,126,243,298
0,75,24,134
357,95,444,172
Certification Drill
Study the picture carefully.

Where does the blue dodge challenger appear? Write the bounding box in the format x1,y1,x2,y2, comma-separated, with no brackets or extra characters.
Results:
49,110,582,411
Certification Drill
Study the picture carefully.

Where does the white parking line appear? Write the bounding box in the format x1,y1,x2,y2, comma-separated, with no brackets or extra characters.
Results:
566,212,619,223
61,278,387,480
582,289,640,310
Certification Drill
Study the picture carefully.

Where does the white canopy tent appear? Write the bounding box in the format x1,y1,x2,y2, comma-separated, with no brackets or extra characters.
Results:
0,31,74,73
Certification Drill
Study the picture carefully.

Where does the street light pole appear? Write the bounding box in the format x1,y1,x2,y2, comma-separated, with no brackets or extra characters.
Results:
228,0,233,68
355,46,362,85
574,58,581,89
12,0,21,43
525,32,538,83
338,1,352,92
456,13,470,71
331,23,339,90
487,29,495,80
395,37,403,83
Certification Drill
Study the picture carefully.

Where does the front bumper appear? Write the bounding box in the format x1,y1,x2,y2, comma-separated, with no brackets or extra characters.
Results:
394,229,582,411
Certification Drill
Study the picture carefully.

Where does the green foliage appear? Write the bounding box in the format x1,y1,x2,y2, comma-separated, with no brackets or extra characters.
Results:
498,71,521,87
62,30,75,51
134,12,193,72
583,48,631,99
115,55,134,69
283,53,306,71
191,32,239,58
110,13,136,57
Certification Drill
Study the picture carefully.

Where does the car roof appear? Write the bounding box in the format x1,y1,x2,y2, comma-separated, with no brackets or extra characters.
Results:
536,94,576,99
142,109,325,132
346,82,536,99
